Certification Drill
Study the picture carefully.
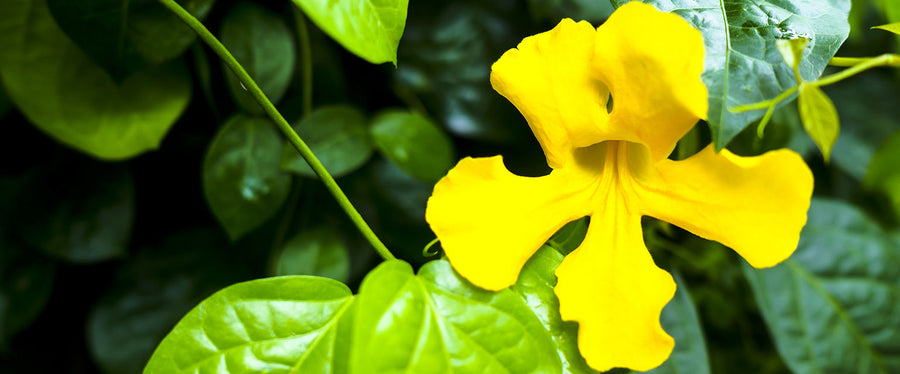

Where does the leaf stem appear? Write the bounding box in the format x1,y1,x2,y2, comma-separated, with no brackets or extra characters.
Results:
812,54,900,87
158,0,396,261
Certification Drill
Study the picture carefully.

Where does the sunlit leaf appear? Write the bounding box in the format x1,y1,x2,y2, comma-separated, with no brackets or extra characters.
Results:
46,0,214,80
203,115,291,241
0,0,191,160
743,198,900,374
775,37,810,71
351,260,561,373
873,23,900,34
370,109,454,183
274,226,351,283
798,84,840,161
144,276,354,373
281,105,373,179
220,1,296,113
290,0,408,65
613,0,850,149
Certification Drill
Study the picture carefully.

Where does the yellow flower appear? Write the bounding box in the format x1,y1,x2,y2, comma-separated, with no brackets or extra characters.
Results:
425,2,814,372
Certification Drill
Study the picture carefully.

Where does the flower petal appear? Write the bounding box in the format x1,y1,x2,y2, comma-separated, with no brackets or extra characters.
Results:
593,2,708,161
490,19,609,169
426,156,595,291
641,146,813,268
555,193,676,372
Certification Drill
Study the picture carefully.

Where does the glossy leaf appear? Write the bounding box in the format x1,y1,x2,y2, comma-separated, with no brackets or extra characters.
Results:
220,2,296,113
291,0,409,65
46,0,214,80
88,228,250,374
351,260,561,373
281,106,373,178
743,198,900,374
13,163,135,264
275,227,351,283
799,84,840,161
613,0,850,149
203,115,291,241
370,109,455,182
0,0,191,160
864,130,900,215
144,276,354,373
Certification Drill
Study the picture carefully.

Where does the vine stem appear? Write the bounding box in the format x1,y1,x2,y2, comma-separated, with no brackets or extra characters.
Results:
814,54,900,86
158,0,396,261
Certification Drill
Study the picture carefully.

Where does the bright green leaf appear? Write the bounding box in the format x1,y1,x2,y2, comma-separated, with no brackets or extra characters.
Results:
203,115,291,241
291,0,409,65
13,164,135,263
88,228,251,374
351,260,561,373
275,226,351,283
613,0,850,149
864,130,900,215
872,23,900,34
0,0,191,160
370,109,455,182
776,37,811,72
743,198,900,374
45,0,214,80
281,106,373,178
220,2,297,113
799,84,840,161
144,276,354,374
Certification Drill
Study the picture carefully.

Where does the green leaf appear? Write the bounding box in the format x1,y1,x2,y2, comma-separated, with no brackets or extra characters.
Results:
291,0,409,65
873,23,900,34
743,198,900,374
369,158,433,222
13,163,135,263
799,84,840,161
0,85,10,119
864,130,900,215
46,0,214,80
0,244,55,346
613,0,850,149
281,105,373,179
274,226,351,283
370,109,455,182
0,0,191,160
144,276,354,374
220,2,297,114
549,218,589,255
526,0,614,23
203,115,292,241
351,260,561,373
88,228,251,374
776,37,811,72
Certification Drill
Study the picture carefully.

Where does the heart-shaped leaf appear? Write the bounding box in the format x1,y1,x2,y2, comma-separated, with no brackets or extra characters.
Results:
280,106,373,179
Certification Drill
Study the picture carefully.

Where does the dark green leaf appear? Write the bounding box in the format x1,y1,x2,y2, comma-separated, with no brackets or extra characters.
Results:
274,226,351,283
290,0,409,65
743,198,900,374
799,84,840,161
526,0,614,23
0,85,10,119
369,158,432,223
394,2,528,142
88,228,250,374
203,115,291,241
220,2,297,113
144,276,354,373
549,218,589,255
0,0,191,160
864,130,900,216
0,244,55,346
46,0,214,80
645,273,711,374
613,0,850,149
370,109,454,182
13,163,135,263
351,260,561,372
280,105,373,178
